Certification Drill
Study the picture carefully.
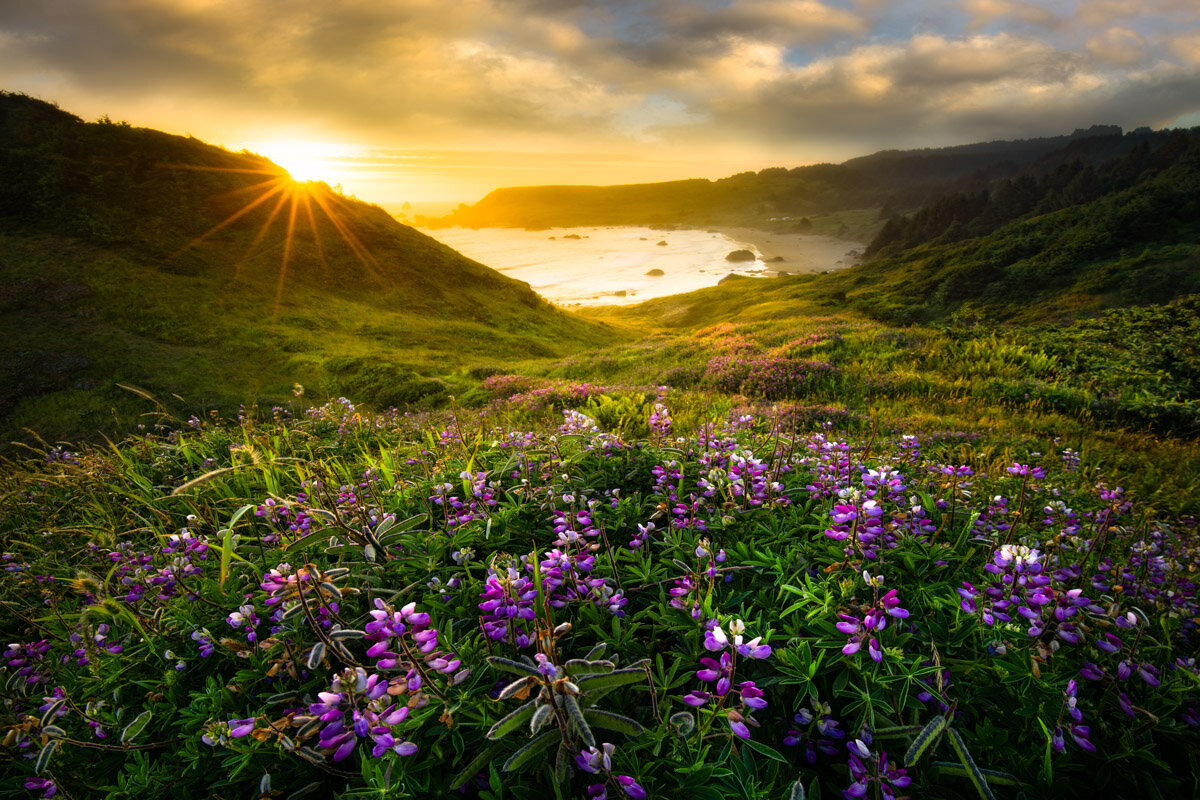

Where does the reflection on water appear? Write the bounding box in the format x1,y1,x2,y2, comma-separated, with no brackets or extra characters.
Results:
425,226,771,306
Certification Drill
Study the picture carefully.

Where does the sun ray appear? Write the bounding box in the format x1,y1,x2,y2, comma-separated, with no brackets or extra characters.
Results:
152,153,397,310
308,189,389,289
233,182,293,282
272,185,302,321
298,188,333,285
164,177,289,264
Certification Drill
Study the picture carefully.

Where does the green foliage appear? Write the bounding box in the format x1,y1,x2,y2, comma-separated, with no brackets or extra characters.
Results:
0,93,622,448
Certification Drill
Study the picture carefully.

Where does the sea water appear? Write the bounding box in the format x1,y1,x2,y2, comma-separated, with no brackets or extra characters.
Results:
424,226,772,306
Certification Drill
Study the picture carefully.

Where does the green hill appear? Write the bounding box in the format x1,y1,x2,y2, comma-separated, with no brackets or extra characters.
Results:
0,92,619,445
424,125,1158,232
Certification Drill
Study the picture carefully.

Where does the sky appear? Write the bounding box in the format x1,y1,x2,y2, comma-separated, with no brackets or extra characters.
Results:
3,0,1200,212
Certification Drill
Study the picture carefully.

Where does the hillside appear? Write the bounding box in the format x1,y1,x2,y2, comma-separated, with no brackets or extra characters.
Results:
0,92,620,445
424,125,1159,232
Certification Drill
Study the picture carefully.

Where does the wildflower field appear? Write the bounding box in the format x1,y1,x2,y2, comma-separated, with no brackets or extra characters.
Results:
3,310,1199,800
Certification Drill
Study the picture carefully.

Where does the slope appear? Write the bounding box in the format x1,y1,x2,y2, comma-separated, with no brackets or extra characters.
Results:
0,92,620,445
423,125,1152,231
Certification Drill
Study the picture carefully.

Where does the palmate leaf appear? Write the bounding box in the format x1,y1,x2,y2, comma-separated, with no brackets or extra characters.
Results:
502,729,559,773
946,728,997,800
487,700,538,740
904,714,951,766
669,711,696,736
581,708,645,737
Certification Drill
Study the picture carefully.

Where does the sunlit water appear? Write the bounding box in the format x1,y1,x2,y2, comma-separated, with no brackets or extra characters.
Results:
424,226,800,306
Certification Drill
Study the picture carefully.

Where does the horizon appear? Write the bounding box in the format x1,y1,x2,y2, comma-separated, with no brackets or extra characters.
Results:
3,1,1200,209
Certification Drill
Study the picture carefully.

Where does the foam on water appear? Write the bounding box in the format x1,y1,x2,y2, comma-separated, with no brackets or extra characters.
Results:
425,226,771,306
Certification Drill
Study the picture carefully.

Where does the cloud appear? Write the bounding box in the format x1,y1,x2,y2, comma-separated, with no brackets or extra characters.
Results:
1167,32,1200,66
1085,26,1146,65
658,32,1200,154
662,0,869,44
1075,0,1199,27
964,0,1061,31
2,0,1199,184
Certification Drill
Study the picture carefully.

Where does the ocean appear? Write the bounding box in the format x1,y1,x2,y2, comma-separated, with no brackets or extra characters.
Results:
423,226,815,306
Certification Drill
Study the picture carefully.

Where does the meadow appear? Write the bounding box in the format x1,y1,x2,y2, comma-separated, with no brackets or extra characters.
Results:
3,306,1198,799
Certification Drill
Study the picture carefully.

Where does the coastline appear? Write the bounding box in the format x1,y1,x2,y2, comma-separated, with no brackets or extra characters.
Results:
708,226,864,274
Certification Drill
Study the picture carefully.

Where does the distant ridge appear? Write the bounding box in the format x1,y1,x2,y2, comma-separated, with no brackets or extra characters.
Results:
424,125,1151,230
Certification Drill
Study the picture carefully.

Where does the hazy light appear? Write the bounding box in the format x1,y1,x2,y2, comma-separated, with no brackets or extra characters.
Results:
244,140,353,184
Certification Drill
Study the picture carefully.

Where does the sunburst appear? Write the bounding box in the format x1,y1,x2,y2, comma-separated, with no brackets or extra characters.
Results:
159,154,386,320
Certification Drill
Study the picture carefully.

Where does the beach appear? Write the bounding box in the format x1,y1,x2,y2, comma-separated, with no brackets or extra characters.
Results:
710,227,863,274
424,225,862,306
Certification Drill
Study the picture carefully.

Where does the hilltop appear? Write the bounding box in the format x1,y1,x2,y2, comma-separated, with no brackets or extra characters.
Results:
423,125,1150,232
0,92,619,445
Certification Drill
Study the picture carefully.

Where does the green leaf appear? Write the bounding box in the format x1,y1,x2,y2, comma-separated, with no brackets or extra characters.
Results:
554,740,572,784
487,656,539,676
581,708,645,737
498,677,536,700
575,667,648,692
947,728,996,800
285,530,334,553
904,714,950,766
530,703,554,735
742,737,788,763
307,642,326,670
34,739,57,774
449,742,506,791
563,694,594,748
564,659,616,675
934,763,1021,787
669,710,696,736
330,628,365,641
502,730,558,773
287,782,323,800
219,525,235,589
39,697,66,728
121,709,152,744
376,514,428,544
487,700,538,740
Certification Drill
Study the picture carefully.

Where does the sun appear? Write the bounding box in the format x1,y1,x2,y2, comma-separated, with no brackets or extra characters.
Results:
248,140,345,184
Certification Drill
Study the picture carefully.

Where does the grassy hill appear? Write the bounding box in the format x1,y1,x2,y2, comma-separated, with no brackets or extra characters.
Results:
423,125,1161,232
0,92,621,445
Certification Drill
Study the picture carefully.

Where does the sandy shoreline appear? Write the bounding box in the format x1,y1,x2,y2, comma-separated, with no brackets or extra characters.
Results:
708,226,864,274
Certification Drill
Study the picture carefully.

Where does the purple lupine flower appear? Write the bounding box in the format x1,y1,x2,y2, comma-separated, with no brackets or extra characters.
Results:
24,778,57,798
616,775,647,799
305,667,419,762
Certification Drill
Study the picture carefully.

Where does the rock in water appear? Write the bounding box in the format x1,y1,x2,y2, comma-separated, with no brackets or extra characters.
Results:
725,249,755,262
645,269,665,277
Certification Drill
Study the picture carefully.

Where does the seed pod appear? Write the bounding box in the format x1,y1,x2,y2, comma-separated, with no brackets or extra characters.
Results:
306,642,326,670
